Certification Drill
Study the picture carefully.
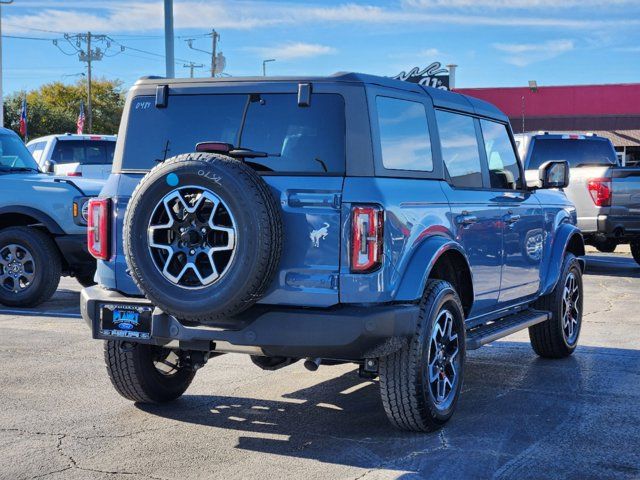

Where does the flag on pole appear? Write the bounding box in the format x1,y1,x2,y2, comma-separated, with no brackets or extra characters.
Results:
19,98,28,139
77,101,85,135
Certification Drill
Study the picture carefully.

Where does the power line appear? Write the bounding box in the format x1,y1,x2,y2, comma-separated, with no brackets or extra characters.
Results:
1,34,59,41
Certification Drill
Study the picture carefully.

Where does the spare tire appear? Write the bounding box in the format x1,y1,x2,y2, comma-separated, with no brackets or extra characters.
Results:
123,153,282,324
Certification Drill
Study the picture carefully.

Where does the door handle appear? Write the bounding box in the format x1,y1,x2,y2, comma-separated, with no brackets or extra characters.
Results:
456,214,478,227
505,213,521,225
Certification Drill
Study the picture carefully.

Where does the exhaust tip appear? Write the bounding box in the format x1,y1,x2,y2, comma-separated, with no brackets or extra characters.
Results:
304,358,321,371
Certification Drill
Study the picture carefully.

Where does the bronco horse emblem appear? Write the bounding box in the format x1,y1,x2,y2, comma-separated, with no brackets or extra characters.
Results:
310,223,330,247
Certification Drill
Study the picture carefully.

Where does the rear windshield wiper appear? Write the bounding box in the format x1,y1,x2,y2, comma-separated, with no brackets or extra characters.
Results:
195,142,269,159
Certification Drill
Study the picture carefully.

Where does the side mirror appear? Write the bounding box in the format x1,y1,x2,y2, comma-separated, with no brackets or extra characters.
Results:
43,160,55,174
538,160,569,189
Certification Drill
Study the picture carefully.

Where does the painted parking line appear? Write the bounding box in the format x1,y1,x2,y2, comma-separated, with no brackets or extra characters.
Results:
0,309,81,319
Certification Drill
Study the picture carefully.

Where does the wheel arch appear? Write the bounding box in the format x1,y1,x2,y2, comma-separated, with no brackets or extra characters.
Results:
0,206,65,235
394,237,474,316
540,224,585,296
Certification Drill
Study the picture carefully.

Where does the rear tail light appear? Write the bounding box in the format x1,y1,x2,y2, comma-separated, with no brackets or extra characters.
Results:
67,172,82,177
587,178,612,207
351,205,384,273
87,198,110,260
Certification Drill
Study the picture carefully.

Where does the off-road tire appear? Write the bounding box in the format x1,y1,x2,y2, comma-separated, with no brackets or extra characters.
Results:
529,253,583,358
379,280,466,432
123,153,283,324
104,341,196,403
0,227,61,307
631,241,640,266
593,238,617,253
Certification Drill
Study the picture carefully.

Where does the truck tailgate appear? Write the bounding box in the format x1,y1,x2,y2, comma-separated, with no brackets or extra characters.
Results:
610,167,640,232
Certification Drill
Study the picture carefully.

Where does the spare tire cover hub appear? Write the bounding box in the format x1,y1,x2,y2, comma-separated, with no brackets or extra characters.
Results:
148,185,237,289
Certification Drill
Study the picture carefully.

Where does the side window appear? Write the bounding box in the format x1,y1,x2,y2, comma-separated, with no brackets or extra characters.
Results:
480,120,522,190
376,96,433,171
435,110,483,188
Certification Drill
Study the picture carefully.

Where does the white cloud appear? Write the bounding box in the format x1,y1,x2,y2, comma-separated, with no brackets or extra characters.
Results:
247,43,336,61
4,1,640,35
403,0,635,8
493,39,575,66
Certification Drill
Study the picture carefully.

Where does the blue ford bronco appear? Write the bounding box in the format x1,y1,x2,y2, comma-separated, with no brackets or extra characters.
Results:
81,73,585,432
0,127,102,307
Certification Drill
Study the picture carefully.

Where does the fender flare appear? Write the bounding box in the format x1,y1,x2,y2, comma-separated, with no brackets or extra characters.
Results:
394,236,474,306
539,223,585,296
0,206,65,235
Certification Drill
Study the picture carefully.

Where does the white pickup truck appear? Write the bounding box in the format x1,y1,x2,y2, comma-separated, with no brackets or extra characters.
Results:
26,134,116,180
518,132,640,262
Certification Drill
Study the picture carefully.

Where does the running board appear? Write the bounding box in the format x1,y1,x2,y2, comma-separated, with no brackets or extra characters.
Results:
465,309,550,350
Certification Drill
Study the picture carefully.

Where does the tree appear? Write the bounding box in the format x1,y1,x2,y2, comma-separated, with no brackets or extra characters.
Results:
3,78,125,140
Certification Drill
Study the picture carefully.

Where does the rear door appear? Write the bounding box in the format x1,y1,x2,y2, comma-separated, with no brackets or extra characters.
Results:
435,109,504,316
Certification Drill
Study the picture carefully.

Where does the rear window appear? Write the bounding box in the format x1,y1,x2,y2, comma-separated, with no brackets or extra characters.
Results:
52,140,115,165
527,138,617,170
121,93,346,174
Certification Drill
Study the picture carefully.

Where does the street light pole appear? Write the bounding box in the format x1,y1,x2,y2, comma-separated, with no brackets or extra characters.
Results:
0,0,14,128
164,0,175,78
262,58,275,76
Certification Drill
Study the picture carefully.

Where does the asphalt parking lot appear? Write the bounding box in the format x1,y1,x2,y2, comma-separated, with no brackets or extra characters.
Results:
1,253,639,480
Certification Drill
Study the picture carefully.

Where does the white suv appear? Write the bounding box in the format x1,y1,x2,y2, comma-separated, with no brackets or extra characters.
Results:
27,133,116,180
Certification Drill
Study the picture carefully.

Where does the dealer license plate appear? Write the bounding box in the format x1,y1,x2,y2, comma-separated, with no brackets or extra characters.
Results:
99,304,152,340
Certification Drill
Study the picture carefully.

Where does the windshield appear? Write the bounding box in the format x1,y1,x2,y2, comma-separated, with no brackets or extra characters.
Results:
527,138,618,169
0,133,39,171
120,93,346,173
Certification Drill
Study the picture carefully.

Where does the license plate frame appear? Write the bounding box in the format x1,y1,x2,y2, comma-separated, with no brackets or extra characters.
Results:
99,304,153,340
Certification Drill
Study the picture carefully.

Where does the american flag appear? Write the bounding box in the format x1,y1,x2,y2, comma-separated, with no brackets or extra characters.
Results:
19,98,27,139
77,101,85,135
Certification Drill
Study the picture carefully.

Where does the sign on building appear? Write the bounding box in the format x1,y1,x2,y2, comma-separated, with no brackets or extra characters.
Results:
393,62,451,90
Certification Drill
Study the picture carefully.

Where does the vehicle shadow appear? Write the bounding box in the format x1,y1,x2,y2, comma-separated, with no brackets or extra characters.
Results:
584,254,640,278
137,342,640,478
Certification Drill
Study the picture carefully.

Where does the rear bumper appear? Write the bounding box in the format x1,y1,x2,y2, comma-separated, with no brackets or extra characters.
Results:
81,286,419,360
596,214,640,239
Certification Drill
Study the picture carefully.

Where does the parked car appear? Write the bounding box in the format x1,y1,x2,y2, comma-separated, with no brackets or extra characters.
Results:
518,132,640,262
81,73,585,432
0,128,103,307
26,133,116,179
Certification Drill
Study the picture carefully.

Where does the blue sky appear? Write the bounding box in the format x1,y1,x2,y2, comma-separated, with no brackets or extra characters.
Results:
2,0,640,95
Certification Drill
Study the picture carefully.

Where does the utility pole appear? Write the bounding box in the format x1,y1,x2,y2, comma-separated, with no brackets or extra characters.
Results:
0,0,14,128
86,32,92,134
186,30,225,78
183,62,204,78
210,29,219,77
57,32,107,134
164,0,175,78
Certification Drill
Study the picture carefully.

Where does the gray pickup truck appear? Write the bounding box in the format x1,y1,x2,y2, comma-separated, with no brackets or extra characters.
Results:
519,133,640,263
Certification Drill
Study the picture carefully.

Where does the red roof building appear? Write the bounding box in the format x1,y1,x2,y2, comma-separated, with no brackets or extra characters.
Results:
456,83,640,165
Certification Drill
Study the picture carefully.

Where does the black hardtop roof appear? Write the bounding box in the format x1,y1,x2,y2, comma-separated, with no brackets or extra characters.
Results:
134,71,508,122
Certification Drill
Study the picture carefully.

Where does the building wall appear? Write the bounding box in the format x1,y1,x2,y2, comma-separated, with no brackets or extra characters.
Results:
456,83,640,134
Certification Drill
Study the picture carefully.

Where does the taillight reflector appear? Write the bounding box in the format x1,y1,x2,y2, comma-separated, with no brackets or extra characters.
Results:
587,178,612,207
351,205,384,273
87,198,110,260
